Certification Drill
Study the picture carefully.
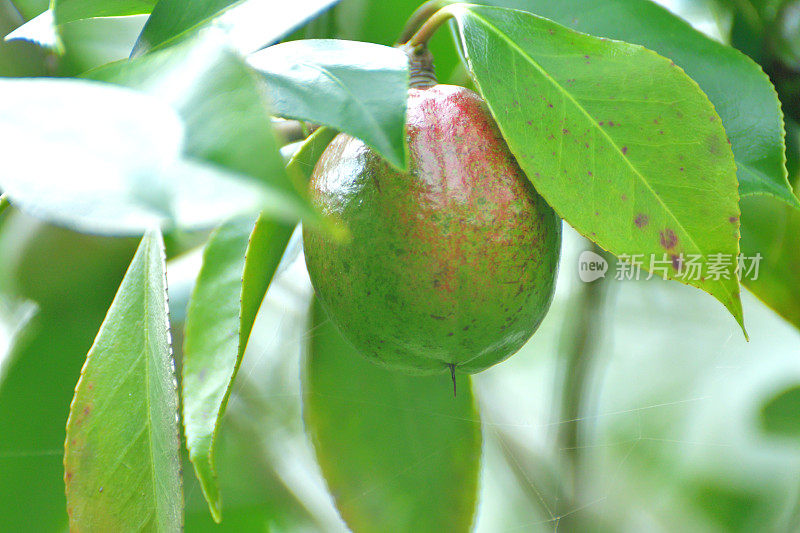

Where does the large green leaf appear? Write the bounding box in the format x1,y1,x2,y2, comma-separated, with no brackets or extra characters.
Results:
303,300,482,532
53,0,155,25
248,39,409,170
64,230,182,531
449,4,745,330
740,195,800,330
479,0,798,208
89,39,325,229
0,77,295,235
0,214,137,532
182,216,293,521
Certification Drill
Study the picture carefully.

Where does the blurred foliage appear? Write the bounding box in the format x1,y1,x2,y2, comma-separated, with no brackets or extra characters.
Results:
0,212,138,531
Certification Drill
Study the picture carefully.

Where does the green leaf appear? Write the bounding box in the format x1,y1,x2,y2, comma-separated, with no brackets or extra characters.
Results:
760,384,800,438
53,0,155,25
740,195,800,330
449,4,745,331
182,215,293,522
0,77,291,235
89,39,324,228
0,214,138,532
64,229,182,531
131,0,243,55
303,300,482,533
182,127,338,521
131,0,340,56
248,39,409,170
479,0,799,208
195,0,340,54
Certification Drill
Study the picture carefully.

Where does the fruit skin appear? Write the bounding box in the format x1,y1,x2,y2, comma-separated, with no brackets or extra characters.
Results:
303,84,561,374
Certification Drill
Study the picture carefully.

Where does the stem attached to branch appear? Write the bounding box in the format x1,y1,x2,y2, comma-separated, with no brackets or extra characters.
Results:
396,0,455,45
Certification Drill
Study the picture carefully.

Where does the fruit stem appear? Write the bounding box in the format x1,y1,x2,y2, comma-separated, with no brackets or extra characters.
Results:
0,194,9,217
396,0,455,46
404,5,456,49
401,43,438,89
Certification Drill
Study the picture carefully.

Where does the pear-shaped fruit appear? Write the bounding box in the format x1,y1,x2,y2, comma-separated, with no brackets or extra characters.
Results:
303,84,561,374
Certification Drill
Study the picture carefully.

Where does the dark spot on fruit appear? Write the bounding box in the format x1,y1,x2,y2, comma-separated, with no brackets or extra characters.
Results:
83,406,91,416
526,120,532,125
679,167,684,171
660,229,678,249
563,128,570,135
447,332,454,336
548,103,553,108
635,213,649,228
463,326,469,331
431,314,446,320
729,216,739,224
366,290,371,295
608,121,615,127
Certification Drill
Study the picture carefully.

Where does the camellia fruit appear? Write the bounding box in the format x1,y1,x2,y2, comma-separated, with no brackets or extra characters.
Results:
303,83,561,375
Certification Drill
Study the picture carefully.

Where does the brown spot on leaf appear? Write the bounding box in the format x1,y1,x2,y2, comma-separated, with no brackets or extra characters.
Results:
729,216,739,224
635,213,649,228
671,254,683,272
660,229,678,249
622,146,628,155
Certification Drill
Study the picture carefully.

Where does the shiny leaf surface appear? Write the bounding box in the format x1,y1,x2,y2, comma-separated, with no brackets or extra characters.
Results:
89,39,324,228
0,77,288,235
248,39,408,170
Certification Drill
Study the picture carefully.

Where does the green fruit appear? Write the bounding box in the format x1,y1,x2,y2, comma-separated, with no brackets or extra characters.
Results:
303,84,561,374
